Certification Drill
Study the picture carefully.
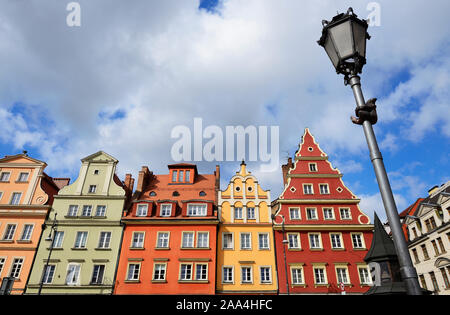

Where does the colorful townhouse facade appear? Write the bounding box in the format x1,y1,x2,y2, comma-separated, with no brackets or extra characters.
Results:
404,181,450,294
25,151,130,295
0,152,68,295
272,128,374,295
216,161,277,294
114,163,220,295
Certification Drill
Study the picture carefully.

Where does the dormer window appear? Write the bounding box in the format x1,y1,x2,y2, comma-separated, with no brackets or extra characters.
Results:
160,204,172,217
199,191,206,197
179,170,184,182
168,164,196,184
187,204,207,216
149,191,156,196
173,191,180,197
136,204,148,217
172,170,178,182
185,171,190,182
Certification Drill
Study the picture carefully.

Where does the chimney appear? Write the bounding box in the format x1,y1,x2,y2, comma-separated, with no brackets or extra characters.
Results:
136,166,151,193
282,157,293,186
124,174,134,192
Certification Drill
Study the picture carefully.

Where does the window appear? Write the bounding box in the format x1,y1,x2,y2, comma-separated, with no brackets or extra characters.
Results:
358,266,372,285
336,267,349,284
10,258,24,278
223,267,234,283
440,268,450,289
247,207,255,220
160,204,172,217
412,248,420,263
289,208,300,220
188,204,207,216
425,217,437,232
323,208,334,220
309,233,322,249
351,233,365,249
3,224,16,240
81,205,92,217
98,232,111,249
309,163,317,172
88,185,97,193
287,233,300,249
131,232,145,248
223,233,233,249
0,172,10,182
172,191,180,196
74,231,88,249
419,274,427,290
241,266,252,283
91,265,105,284
430,271,439,292
0,257,5,276
153,264,167,281
431,240,439,256
136,204,148,217
66,264,81,285
330,233,343,249
10,192,22,205
240,233,251,250
42,265,56,284
313,267,327,284
179,170,184,182
199,191,206,196
149,191,156,196
303,184,313,195
421,244,430,260
67,205,78,217
195,264,208,280
234,207,243,219
17,172,29,182
157,232,170,248
306,208,317,220
182,232,194,248
172,170,177,182
180,264,192,280
93,169,99,175
258,233,269,250
291,267,304,285
0,191,3,201
197,232,209,248
437,237,446,253
20,224,34,241
340,208,351,220
53,231,64,248
95,205,106,217
127,263,140,281
319,184,329,194
260,267,272,283
185,170,190,182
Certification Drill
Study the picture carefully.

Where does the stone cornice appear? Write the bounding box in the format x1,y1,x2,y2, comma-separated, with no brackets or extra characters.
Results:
273,224,374,231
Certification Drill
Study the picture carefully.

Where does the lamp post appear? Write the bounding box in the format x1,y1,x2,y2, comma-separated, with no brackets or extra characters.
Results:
273,214,290,295
38,213,57,295
317,7,422,295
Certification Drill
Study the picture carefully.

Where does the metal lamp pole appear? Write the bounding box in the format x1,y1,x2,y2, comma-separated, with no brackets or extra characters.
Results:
280,215,290,295
347,74,422,295
38,213,57,295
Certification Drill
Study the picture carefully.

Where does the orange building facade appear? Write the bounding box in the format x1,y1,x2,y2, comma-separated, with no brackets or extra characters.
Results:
114,163,220,295
0,152,69,294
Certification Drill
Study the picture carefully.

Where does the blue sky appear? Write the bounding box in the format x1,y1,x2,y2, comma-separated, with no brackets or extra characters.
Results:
0,0,449,223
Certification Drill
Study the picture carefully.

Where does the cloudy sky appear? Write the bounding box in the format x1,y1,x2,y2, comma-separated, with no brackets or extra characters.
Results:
0,0,449,222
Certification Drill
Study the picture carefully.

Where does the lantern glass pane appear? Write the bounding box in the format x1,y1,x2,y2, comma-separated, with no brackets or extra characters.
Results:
352,21,367,58
324,34,339,68
329,20,354,60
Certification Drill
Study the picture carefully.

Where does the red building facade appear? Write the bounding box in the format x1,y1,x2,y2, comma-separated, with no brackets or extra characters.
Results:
114,163,220,295
273,129,374,295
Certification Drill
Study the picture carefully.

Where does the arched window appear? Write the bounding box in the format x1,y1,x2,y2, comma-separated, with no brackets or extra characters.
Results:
199,191,206,196
173,191,180,197
149,191,156,196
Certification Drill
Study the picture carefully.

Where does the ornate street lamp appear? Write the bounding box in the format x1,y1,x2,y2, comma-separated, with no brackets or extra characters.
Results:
317,8,422,295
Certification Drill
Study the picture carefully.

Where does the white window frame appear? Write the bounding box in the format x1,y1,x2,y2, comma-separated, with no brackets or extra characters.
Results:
91,264,105,285
358,265,372,285
3,224,17,240
20,224,34,241
196,231,209,248
351,233,366,249
66,263,81,285
336,266,350,284
88,185,97,193
98,231,111,249
306,207,318,220
330,233,344,249
247,207,256,220
153,263,167,281
222,266,234,284
287,233,301,249
126,263,141,281
160,203,172,217
67,205,78,217
156,231,170,248
289,207,301,220
308,233,322,249
187,203,207,216
53,231,64,248
323,207,335,220
313,266,327,285
195,263,208,281
0,172,11,182
303,184,314,195
95,205,107,217
308,163,318,172
10,192,22,205
179,263,193,281
81,205,93,217
339,207,352,220
42,264,56,284
241,266,253,284
259,266,272,284
240,232,252,250
131,231,145,248
319,183,330,195
291,266,305,285
9,257,24,279
74,231,88,249
136,204,148,217
17,172,29,182
222,232,234,250
181,231,195,248
258,233,270,250
234,207,243,219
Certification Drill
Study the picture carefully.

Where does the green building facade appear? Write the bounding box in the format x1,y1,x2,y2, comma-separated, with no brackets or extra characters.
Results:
25,151,130,294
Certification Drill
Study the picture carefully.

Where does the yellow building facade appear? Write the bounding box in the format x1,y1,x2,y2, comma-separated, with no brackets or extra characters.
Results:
216,161,277,294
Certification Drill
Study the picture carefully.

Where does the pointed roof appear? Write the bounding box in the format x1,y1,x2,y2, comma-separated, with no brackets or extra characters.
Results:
295,128,328,158
0,152,47,166
81,151,118,163
364,212,398,263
